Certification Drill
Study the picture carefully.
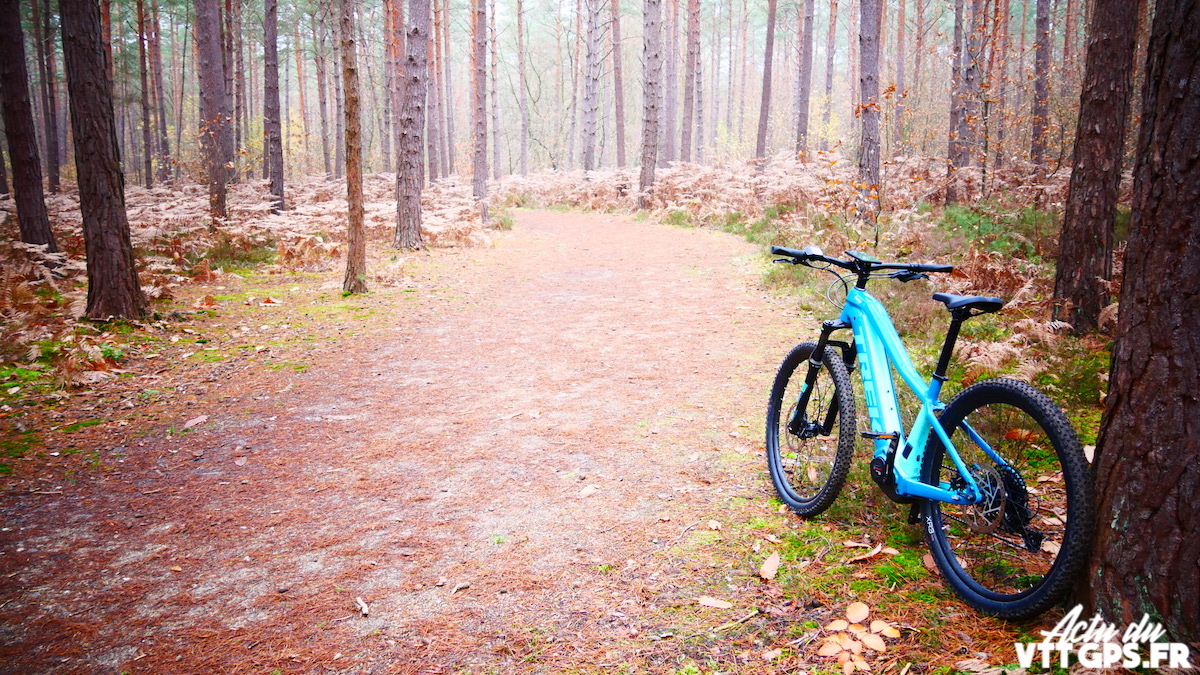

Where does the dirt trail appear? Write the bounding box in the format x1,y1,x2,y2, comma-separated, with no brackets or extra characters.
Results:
1,210,813,673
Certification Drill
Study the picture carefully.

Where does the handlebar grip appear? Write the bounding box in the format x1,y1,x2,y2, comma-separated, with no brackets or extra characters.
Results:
912,263,954,273
770,245,806,258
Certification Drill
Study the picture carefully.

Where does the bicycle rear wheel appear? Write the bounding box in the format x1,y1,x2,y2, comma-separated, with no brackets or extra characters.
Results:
921,378,1093,619
766,342,856,517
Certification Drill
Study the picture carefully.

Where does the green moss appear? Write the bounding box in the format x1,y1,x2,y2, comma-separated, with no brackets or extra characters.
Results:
0,431,41,458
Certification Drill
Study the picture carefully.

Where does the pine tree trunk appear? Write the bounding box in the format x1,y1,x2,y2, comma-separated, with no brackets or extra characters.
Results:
945,0,964,204
660,0,678,165
333,2,346,179
754,0,777,161
516,0,530,173
341,0,366,293
0,0,56,252
892,0,905,154
61,0,146,319
611,0,626,168
0,147,9,196
196,0,230,220
149,0,171,182
314,13,332,175
1030,0,1050,167
795,0,815,155
295,21,313,167
1052,0,1142,332
580,0,602,171
426,0,443,183
471,0,488,220
679,0,699,162
223,0,237,180
265,0,285,212
638,0,663,206
1085,0,1200,642
490,0,501,179
394,0,428,249
384,0,404,173
821,0,838,151
34,0,61,194
138,0,153,187
858,0,880,221
442,0,456,173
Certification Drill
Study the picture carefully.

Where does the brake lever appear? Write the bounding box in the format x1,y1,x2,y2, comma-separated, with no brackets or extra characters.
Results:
890,271,929,282
774,257,801,265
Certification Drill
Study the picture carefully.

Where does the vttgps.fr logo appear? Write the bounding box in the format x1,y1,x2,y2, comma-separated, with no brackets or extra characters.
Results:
1014,605,1193,670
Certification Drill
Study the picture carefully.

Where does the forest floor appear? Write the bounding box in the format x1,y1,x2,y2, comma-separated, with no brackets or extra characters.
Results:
0,208,1067,674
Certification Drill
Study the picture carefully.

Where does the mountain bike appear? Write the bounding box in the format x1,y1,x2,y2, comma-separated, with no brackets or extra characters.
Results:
765,245,1094,620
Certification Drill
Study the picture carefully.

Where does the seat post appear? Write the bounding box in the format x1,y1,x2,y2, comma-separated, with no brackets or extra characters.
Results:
933,312,968,382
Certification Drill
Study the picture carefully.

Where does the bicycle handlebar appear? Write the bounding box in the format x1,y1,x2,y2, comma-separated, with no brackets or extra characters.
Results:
770,245,953,287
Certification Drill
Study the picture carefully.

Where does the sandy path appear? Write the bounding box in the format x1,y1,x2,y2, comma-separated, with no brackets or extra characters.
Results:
1,210,807,674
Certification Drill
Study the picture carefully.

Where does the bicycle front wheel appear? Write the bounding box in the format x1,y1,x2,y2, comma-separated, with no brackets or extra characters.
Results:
921,378,1094,620
766,341,856,517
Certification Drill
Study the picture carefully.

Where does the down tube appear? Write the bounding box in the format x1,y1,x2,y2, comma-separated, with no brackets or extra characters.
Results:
841,300,904,461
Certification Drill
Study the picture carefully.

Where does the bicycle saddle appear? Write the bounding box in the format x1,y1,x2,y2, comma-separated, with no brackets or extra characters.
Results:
932,293,1004,314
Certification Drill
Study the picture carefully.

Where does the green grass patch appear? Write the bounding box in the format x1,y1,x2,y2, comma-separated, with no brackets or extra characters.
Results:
1,431,41,458
60,419,103,433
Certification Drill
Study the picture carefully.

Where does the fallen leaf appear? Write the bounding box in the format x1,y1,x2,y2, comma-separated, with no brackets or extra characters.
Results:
579,485,599,498
707,520,722,531
762,648,782,661
261,297,282,305
818,640,843,656
846,601,870,624
826,619,850,631
848,623,866,635
354,596,370,616
233,456,248,466
848,543,884,563
852,656,871,672
1041,540,1061,555
698,596,733,609
759,551,781,581
881,547,900,555
170,566,183,572
843,540,874,549
869,619,892,634
860,632,887,652
182,415,208,430
764,534,782,544
922,553,940,575
193,295,217,309
451,582,470,593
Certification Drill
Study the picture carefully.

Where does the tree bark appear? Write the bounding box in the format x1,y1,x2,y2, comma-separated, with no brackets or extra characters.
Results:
340,0,366,294
0,0,56,252
426,0,442,183
442,0,456,173
471,0,488,220
196,0,230,220
857,0,881,222
394,0,428,249
660,0,678,165
820,0,837,151
33,0,60,194
679,0,699,162
892,0,905,154
149,0,171,182
945,0,964,204
137,0,153,186
580,0,602,171
516,0,529,173
61,0,147,319
1030,0,1050,167
795,0,815,155
490,0,501,179
611,0,626,168
1052,0,1143,333
638,0,662,207
384,0,404,173
264,0,285,212
754,0,778,161
1085,0,1200,643
314,8,333,175
295,20,313,167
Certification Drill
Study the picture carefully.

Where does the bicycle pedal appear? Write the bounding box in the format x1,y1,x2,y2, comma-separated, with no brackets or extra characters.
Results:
861,431,899,440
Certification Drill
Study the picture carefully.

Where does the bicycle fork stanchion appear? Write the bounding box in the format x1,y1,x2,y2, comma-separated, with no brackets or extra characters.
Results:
788,319,851,437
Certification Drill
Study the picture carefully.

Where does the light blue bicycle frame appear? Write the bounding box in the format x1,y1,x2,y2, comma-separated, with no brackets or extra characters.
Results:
839,286,990,505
